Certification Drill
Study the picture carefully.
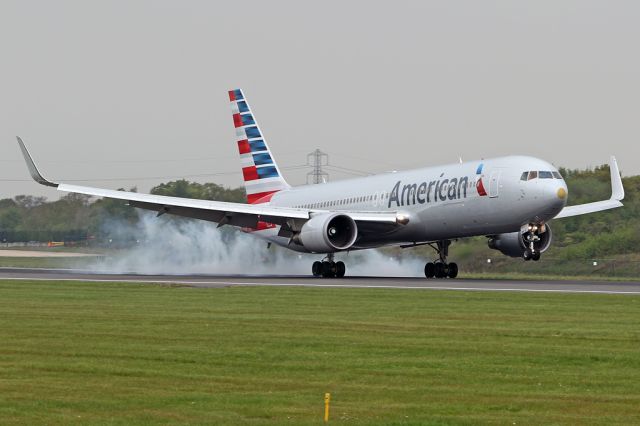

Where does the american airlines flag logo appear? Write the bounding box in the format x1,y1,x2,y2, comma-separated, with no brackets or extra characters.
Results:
476,163,488,197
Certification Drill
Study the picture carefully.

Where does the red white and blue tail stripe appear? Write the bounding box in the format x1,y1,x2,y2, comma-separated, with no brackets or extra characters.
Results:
229,89,290,204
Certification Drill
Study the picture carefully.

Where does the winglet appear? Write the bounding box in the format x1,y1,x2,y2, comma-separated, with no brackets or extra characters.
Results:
610,156,624,201
16,136,58,188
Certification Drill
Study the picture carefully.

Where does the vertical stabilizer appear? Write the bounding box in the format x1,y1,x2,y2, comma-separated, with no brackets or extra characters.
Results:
229,89,290,204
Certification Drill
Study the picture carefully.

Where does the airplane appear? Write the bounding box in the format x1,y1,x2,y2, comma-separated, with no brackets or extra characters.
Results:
17,89,625,279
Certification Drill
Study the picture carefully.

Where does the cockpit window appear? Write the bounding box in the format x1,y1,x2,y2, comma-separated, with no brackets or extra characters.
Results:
522,170,563,180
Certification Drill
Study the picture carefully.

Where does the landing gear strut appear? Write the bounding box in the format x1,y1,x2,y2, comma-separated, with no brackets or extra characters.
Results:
424,240,458,279
523,224,543,262
312,253,346,278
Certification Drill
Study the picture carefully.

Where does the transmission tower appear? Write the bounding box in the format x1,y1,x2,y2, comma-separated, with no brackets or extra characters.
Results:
307,149,329,184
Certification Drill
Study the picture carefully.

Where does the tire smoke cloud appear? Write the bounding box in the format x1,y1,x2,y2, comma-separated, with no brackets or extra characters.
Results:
89,212,425,277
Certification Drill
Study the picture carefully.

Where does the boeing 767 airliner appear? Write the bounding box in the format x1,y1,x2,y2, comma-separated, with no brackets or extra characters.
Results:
17,89,625,278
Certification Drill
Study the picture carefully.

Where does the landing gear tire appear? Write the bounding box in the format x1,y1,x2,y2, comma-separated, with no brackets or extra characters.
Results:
523,250,533,261
531,252,541,261
313,254,345,279
434,262,447,278
447,262,458,279
424,262,435,278
312,261,323,277
424,240,460,279
321,261,335,278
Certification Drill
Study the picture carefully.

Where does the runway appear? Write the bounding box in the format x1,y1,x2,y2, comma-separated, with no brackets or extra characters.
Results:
1,267,640,294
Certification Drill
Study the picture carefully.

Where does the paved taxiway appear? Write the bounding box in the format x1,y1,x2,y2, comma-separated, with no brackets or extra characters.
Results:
1,267,639,294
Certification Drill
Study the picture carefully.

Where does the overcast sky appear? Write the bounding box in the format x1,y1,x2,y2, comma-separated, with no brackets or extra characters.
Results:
1,1,639,199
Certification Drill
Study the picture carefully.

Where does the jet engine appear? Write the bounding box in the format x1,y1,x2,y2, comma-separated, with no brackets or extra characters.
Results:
294,213,358,253
488,224,553,258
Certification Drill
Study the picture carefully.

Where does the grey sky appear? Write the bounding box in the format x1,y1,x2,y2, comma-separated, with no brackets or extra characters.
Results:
1,0,639,199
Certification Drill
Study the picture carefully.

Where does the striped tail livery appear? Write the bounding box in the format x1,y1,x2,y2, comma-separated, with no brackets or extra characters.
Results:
229,89,290,204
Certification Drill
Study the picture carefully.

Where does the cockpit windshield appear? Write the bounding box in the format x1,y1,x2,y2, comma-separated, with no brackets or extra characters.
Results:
520,170,563,181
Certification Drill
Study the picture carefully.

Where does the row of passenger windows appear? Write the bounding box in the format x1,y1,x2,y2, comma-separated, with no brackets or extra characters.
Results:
295,179,476,210
294,192,391,210
520,170,563,181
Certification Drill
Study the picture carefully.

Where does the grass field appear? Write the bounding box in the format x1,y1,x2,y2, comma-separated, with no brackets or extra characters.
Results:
1,281,639,425
0,257,89,269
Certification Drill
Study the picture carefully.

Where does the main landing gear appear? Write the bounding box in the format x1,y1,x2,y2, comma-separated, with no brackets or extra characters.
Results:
424,240,458,279
523,224,543,262
312,253,346,278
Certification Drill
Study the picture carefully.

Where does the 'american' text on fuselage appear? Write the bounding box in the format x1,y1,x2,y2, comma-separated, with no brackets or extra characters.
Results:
388,176,470,208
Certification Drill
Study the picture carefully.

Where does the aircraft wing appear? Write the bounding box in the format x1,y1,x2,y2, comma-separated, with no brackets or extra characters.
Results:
17,137,400,229
553,156,624,219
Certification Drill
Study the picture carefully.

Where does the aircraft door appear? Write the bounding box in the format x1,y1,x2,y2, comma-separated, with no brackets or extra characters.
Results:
489,170,501,198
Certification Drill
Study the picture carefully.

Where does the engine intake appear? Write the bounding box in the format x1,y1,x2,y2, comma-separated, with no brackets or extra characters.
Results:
295,213,358,253
488,225,553,258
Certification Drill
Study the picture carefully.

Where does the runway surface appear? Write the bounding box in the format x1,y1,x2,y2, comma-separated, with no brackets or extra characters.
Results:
1,267,640,294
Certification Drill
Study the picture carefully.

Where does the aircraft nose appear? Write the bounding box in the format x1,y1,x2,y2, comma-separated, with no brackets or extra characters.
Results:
543,181,568,213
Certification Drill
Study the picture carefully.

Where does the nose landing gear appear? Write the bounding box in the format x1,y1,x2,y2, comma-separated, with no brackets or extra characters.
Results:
312,253,346,278
523,224,544,262
424,240,458,279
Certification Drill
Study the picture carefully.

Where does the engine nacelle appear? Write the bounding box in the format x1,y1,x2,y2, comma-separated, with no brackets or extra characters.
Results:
488,225,553,258
295,213,358,253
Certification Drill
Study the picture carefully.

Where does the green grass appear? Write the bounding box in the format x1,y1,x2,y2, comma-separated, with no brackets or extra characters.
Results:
461,272,640,282
0,257,93,268
1,281,639,425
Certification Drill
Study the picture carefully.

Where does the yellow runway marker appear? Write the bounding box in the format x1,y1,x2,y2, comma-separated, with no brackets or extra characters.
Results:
324,393,331,422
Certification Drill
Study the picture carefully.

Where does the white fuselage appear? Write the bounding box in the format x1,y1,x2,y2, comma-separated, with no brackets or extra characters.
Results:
248,156,568,252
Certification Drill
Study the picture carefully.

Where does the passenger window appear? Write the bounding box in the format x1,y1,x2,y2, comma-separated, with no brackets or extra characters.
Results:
539,171,553,179
520,172,528,181
552,171,562,179
528,171,538,180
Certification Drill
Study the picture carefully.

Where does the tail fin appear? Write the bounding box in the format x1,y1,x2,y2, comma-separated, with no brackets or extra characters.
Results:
229,89,290,204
